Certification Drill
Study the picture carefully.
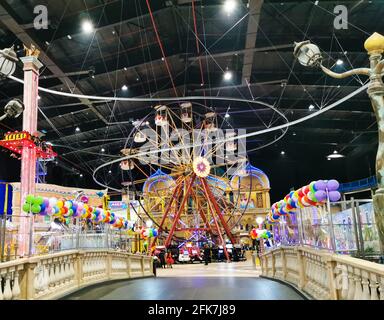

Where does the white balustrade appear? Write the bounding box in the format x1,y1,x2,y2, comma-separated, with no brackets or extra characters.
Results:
259,246,384,300
0,262,24,300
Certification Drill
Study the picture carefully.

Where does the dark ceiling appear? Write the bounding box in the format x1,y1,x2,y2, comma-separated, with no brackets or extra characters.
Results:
0,0,381,201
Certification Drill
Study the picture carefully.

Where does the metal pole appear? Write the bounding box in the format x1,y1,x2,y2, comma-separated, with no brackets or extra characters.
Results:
28,214,34,257
0,213,5,262
355,203,366,259
326,193,337,252
350,197,361,257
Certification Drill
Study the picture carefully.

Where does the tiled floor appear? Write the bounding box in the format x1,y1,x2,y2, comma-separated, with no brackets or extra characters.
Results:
63,261,304,300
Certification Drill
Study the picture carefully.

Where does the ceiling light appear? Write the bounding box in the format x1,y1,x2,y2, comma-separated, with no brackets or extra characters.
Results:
136,78,139,81
75,127,80,132
161,57,165,61
327,150,345,159
122,85,128,91
336,59,344,65
82,20,94,34
124,67,127,71
67,35,72,40
145,121,150,125
101,148,105,152
281,151,285,155
80,174,83,178
225,113,230,118
108,170,112,174
223,70,233,81
223,0,236,15
308,104,315,111
292,132,297,136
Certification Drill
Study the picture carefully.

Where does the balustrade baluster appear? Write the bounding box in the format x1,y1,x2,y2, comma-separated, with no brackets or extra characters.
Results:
0,276,3,300
369,273,379,300
3,274,13,300
379,276,384,300
361,271,371,300
347,266,355,300
12,270,20,299
353,268,363,300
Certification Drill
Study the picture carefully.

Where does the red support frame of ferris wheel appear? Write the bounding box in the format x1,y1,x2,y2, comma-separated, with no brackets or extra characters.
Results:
200,177,231,262
164,174,196,247
200,178,236,245
149,181,183,253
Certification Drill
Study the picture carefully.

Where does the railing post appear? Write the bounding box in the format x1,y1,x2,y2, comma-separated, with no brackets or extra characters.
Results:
281,248,287,280
19,261,37,300
271,251,276,277
141,256,145,276
297,248,306,290
107,251,112,279
127,254,132,278
325,256,338,300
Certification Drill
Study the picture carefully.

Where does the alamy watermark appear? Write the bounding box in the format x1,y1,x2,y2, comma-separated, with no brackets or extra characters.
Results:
333,5,348,30
33,5,48,30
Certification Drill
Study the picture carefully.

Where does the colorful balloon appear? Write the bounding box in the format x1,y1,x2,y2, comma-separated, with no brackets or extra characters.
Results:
327,179,339,191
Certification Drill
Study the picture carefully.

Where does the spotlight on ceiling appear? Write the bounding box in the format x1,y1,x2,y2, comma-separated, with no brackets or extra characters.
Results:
225,113,230,118
108,170,112,174
122,85,128,91
82,20,94,34
308,104,315,111
281,151,285,155
223,70,233,81
223,0,236,15
327,150,345,159
336,59,344,65
75,127,81,132
101,148,105,153
80,174,83,178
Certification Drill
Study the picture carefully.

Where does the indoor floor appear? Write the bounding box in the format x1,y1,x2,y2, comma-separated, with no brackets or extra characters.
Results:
63,260,304,300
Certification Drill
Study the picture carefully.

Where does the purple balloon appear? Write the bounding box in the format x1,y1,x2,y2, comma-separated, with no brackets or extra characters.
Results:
328,191,341,202
43,198,50,207
327,179,339,191
314,190,327,202
314,180,327,191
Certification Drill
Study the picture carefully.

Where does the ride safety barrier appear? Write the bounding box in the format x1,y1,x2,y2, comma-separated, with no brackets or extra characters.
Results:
258,246,384,300
0,250,154,300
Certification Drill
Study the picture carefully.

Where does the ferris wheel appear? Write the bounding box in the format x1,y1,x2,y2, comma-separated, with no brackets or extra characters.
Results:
120,102,256,260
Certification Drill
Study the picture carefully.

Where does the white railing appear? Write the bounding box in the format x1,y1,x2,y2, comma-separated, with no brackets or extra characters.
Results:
0,250,154,300
259,246,384,300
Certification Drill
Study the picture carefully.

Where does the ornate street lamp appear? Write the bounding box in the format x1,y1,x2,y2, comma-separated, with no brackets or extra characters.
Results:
0,99,24,121
0,46,18,78
294,32,384,253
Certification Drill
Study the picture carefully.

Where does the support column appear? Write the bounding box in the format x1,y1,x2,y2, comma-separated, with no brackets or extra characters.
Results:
18,55,43,257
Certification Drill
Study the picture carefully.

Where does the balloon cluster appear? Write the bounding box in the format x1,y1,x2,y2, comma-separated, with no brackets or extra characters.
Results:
267,179,341,224
140,227,158,239
22,194,131,230
250,228,272,240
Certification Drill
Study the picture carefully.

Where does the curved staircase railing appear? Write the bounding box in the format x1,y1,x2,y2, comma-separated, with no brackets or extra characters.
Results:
0,250,154,300
258,246,384,300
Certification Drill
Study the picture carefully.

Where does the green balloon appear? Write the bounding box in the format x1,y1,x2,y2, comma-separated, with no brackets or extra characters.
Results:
22,203,31,213
31,204,41,214
26,194,34,204
34,196,44,205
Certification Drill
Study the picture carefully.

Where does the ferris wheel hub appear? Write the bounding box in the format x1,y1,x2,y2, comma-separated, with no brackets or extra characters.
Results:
193,157,211,178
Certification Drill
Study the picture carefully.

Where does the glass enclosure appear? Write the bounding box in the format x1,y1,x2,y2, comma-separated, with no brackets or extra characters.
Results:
271,199,382,258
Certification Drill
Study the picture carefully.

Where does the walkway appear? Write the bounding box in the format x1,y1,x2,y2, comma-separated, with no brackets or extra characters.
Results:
63,260,304,300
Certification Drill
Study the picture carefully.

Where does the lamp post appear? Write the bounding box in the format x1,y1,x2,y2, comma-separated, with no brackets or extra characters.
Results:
294,32,384,254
